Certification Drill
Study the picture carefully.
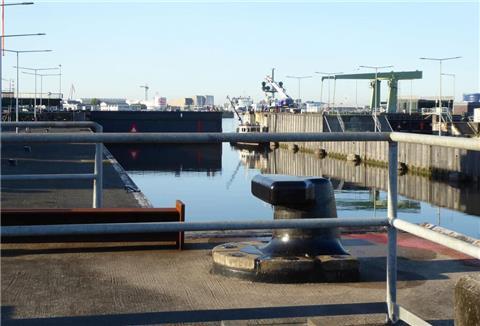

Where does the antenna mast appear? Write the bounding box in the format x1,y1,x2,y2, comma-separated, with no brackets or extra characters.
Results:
140,84,149,101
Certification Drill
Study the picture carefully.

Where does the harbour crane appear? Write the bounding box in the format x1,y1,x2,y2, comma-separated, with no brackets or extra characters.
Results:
226,95,244,124
140,84,149,101
262,69,295,110
68,84,76,100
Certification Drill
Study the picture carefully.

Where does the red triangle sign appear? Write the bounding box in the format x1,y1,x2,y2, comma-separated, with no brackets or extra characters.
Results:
130,122,138,133
129,149,139,160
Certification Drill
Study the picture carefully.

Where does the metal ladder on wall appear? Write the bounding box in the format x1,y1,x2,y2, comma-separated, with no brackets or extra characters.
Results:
384,115,393,131
440,108,453,134
373,112,382,132
336,111,345,132
324,114,332,132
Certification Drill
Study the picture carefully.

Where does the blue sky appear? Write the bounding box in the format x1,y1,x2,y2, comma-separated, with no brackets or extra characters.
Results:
3,1,479,105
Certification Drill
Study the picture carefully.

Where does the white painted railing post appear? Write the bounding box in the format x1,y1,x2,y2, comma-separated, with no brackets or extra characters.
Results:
387,141,398,323
93,124,103,208
93,142,103,208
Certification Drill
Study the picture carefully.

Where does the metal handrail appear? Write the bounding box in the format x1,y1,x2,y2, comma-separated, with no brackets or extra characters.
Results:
3,217,478,259
0,217,390,236
0,131,392,143
1,121,103,208
1,122,480,325
2,173,96,181
1,121,103,132
2,131,478,150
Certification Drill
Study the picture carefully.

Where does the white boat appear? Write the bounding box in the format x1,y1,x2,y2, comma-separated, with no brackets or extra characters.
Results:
226,96,269,148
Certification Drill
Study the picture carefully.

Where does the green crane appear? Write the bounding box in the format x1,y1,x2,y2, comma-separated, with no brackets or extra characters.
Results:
322,70,423,113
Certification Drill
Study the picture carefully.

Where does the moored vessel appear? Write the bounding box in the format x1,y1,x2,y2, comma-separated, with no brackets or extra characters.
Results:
226,96,269,149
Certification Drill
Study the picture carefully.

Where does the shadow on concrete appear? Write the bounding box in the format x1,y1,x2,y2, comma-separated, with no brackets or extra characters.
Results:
428,320,454,326
0,188,48,194
1,302,387,325
359,257,480,283
0,242,217,257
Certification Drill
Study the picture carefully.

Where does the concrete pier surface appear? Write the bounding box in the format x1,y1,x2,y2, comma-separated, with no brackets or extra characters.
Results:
1,231,479,325
1,128,150,209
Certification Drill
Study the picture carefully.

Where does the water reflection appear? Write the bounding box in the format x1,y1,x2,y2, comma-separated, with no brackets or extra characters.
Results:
124,120,480,238
263,147,480,217
107,144,222,173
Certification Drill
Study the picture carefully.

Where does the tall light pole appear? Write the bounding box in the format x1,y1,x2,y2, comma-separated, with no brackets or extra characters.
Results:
315,71,343,108
15,66,58,120
4,49,51,124
0,1,38,123
409,80,413,115
441,73,456,108
1,34,46,119
320,78,324,104
24,71,60,110
355,68,360,109
286,75,312,103
420,56,461,136
2,78,13,91
58,64,62,98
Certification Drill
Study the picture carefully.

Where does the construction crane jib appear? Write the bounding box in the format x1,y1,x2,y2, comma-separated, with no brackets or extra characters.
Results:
264,75,290,99
321,70,422,113
262,74,295,109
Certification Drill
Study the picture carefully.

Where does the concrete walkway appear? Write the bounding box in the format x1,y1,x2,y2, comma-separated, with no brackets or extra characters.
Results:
1,128,149,208
1,232,479,325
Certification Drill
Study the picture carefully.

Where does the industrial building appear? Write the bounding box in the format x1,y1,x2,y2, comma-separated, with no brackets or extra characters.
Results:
397,96,454,114
168,97,194,108
168,95,214,109
397,93,480,117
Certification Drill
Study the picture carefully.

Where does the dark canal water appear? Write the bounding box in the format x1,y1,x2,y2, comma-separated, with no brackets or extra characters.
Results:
108,119,480,239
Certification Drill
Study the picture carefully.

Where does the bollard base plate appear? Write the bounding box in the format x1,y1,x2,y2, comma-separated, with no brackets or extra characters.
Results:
212,241,359,283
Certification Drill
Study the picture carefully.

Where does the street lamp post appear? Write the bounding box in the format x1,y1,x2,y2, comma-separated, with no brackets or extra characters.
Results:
15,66,58,120
315,71,343,109
320,79,324,104
409,80,413,115
2,78,13,91
355,78,358,109
441,73,456,108
3,49,52,124
0,1,40,123
286,75,312,104
333,77,337,109
420,56,461,136
24,71,60,111
58,64,62,98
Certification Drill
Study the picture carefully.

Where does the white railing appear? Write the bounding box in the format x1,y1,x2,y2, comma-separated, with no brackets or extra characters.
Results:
1,121,103,208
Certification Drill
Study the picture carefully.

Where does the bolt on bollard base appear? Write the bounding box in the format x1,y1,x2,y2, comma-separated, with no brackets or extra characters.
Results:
212,175,359,283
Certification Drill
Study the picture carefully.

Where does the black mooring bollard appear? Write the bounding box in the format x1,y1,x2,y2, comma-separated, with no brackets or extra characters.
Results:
212,174,359,283
251,175,347,257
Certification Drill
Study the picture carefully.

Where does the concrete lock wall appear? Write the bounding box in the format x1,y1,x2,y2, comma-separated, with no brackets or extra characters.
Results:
256,113,480,181
264,148,480,216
